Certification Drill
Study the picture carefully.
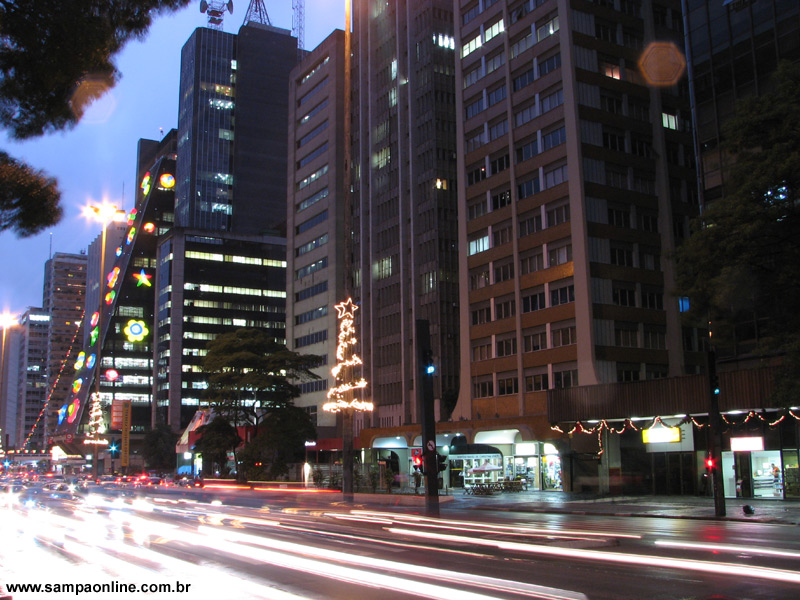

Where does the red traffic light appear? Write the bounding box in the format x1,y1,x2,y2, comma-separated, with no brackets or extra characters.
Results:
413,455,422,467
705,457,715,470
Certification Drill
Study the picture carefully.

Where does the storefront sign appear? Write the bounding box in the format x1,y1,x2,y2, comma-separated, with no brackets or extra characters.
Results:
731,436,764,451
642,426,681,444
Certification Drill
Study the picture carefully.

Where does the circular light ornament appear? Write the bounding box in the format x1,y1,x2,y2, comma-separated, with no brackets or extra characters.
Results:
90,311,100,327
115,245,123,257
74,351,86,370
143,222,156,233
127,208,138,226
58,405,68,425
126,227,136,245
124,319,149,342
72,378,83,393
140,172,151,196
107,266,120,288
105,368,120,382
159,173,175,188
105,290,116,304
67,400,80,423
86,354,96,369
90,326,99,346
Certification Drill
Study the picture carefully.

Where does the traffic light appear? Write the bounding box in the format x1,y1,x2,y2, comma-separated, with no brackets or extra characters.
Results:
423,349,435,375
436,453,448,473
711,374,720,396
705,456,716,471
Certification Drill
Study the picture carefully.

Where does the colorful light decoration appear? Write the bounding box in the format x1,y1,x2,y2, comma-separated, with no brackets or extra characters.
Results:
323,298,372,413
134,269,153,287
74,352,86,370
140,172,151,196
159,173,175,188
143,222,156,233
72,378,83,393
105,290,116,304
90,311,100,327
127,208,138,226
115,245,123,257
86,354,96,369
105,368,119,382
90,326,99,346
67,399,80,424
107,266,120,288
85,392,106,440
124,319,149,342
57,405,68,425
126,227,136,245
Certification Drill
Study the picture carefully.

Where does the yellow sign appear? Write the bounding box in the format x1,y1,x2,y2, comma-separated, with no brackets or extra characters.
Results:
121,401,132,467
642,426,680,444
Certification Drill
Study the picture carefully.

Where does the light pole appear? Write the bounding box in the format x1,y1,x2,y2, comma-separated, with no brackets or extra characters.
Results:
0,311,18,454
82,203,126,477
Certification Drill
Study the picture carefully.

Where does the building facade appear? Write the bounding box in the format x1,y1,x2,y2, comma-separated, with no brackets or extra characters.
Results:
14,308,50,450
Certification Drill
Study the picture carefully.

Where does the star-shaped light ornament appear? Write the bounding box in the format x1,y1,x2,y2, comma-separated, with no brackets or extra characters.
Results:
335,298,359,319
134,269,153,287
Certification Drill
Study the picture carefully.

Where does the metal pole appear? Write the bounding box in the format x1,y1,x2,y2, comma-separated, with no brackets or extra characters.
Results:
91,223,107,479
707,348,725,517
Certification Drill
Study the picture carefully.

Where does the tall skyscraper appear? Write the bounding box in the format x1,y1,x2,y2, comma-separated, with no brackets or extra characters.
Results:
286,30,347,440
175,18,298,234
14,308,50,449
351,0,461,432
41,252,87,444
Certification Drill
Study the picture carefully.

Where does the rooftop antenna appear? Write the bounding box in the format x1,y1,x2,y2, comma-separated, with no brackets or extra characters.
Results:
243,0,270,26
292,0,305,50
200,0,234,30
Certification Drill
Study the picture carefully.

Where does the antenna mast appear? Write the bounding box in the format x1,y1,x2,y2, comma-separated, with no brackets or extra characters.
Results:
292,0,305,50
199,0,234,30
243,0,271,25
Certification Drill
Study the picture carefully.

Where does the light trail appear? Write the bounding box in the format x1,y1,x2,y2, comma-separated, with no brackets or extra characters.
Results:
655,539,800,560
386,527,800,585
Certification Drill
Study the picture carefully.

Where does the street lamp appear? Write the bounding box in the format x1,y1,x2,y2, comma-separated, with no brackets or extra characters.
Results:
0,311,18,454
82,203,126,477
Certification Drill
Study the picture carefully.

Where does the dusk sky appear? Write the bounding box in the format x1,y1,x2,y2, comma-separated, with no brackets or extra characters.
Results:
0,0,344,316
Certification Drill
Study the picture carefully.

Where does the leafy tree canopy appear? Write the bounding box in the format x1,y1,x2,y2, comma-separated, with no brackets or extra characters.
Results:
202,328,322,427
238,405,316,480
192,415,241,477
674,61,800,402
140,422,178,472
0,0,192,237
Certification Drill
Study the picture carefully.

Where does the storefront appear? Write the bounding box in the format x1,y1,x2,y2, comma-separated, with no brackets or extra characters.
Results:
723,435,800,499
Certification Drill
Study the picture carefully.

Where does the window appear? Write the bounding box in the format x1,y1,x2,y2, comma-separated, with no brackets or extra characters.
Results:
511,31,534,58
646,364,668,380
497,376,519,395
615,321,639,347
541,126,566,151
296,233,328,256
487,85,507,107
600,92,622,114
632,171,655,195
544,163,567,188
546,203,570,227
296,281,327,302
643,325,666,349
519,211,543,237
295,329,327,348
496,337,517,357
462,34,482,58
490,154,510,175
662,112,679,130
469,268,490,290
595,20,615,43
538,53,562,77
295,305,328,325
467,165,487,185
603,129,625,152
298,120,328,147
298,187,328,212
489,119,508,141
553,369,578,388
628,98,650,121
486,51,505,74
525,373,549,391
464,64,483,88
494,261,514,282
552,325,576,347
605,164,628,189
520,252,544,275
463,3,481,25
295,257,327,279
641,285,663,309
472,340,492,361
492,190,511,211
493,224,512,247
484,19,505,44
617,362,640,382
495,298,515,320
610,242,634,267
599,56,621,79
608,204,631,228
472,305,491,325
550,284,575,306
541,88,564,113
548,243,572,266
639,246,660,270
524,330,547,352
639,211,658,233
612,282,636,306
631,136,652,158
518,176,540,199
516,138,539,163
296,210,328,234
298,142,328,168
522,289,546,312
513,67,536,92
465,96,486,119
473,378,494,398
537,16,559,42
515,103,537,127
468,199,488,220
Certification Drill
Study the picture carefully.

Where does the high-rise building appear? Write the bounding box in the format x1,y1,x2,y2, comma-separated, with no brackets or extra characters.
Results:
41,252,87,444
175,19,298,234
286,30,347,440
350,0,461,434
446,0,698,488
14,308,50,449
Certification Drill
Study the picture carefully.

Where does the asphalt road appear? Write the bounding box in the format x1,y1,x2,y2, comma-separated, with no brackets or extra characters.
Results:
2,486,799,600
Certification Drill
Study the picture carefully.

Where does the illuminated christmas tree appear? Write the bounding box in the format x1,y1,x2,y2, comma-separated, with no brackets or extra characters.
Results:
323,298,372,413
86,392,106,440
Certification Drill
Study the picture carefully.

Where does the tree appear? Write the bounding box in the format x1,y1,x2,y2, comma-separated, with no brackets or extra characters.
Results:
141,422,178,472
238,405,316,480
192,416,241,477
202,329,321,428
675,61,800,403
0,0,192,236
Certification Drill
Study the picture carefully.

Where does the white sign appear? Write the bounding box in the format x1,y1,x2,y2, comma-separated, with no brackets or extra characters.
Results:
731,437,764,452
426,440,435,451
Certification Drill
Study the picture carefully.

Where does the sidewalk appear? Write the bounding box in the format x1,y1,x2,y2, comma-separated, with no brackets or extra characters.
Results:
447,489,800,525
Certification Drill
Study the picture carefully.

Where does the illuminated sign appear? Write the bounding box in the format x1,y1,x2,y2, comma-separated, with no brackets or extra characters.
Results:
107,267,120,288
143,222,156,233
731,437,764,452
140,173,151,196
90,311,99,327
642,427,681,444
126,227,136,244
86,354,96,369
127,208,138,226
115,246,123,257
90,326,99,346
124,319,149,342
105,368,119,382
67,399,80,423
134,269,152,287
105,290,116,304
159,173,175,188
72,378,83,393
74,352,86,370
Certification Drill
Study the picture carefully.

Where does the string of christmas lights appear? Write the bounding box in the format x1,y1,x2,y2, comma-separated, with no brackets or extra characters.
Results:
323,298,372,413
21,315,84,450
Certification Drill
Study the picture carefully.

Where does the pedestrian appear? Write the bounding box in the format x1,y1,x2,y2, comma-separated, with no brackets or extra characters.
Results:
413,467,422,494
